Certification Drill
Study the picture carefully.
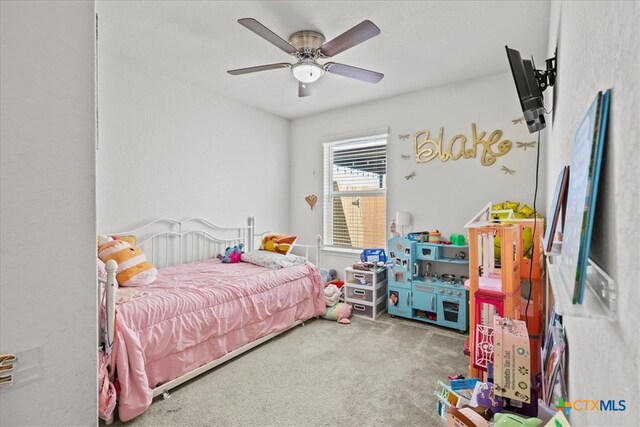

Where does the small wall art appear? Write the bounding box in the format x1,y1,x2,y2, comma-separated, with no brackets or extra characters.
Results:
516,141,536,151
501,166,516,175
413,123,513,166
305,194,318,210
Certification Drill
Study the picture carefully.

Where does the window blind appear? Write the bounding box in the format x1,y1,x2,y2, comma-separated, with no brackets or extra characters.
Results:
324,135,387,249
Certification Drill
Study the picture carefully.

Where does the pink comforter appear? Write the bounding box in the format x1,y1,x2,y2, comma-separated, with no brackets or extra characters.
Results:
111,259,325,421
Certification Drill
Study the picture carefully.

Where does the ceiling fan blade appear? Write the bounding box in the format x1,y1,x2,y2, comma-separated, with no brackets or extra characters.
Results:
227,63,291,75
298,82,311,98
324,62,384,84
320,20,380,57
238,18,298,54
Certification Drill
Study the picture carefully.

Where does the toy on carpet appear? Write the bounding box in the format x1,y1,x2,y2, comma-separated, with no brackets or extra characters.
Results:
221,243,244,263
322,302,352,324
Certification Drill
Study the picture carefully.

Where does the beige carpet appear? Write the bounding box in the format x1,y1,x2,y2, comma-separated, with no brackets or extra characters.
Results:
111,314,468,426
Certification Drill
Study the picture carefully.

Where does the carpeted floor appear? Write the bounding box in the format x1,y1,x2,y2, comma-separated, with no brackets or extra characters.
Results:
111,314,468,426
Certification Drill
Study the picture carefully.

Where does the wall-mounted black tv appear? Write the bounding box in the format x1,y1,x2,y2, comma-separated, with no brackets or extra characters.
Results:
505,46,546,133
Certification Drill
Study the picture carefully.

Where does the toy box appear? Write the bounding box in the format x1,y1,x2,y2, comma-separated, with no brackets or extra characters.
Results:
493,317,531,403
360,248,387,263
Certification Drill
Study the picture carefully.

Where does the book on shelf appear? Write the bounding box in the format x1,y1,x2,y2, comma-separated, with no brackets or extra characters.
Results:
559,89,611,304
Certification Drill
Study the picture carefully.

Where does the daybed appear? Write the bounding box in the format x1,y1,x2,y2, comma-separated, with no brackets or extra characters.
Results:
98,217,325,422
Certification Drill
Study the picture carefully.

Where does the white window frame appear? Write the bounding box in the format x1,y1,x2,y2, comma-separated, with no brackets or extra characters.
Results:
323,128,388,251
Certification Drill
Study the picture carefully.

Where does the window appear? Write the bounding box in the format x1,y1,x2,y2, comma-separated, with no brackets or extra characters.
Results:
323,132,387,250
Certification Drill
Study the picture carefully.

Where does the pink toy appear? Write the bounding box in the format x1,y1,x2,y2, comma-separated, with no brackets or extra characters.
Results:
322,302,352,324
222,244,243,263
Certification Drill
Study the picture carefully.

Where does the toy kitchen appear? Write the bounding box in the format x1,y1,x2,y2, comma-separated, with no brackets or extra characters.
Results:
387,235,469,332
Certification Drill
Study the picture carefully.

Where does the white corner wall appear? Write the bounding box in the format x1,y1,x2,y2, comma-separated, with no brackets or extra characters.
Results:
545,1,639,425
96,55,290,233
0,1,97,425
290,72,547,272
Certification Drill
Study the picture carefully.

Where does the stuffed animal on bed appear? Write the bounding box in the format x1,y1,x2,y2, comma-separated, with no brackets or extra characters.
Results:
98,240,157,287
260,233,297,255
222,244,243,263
322,303,352,324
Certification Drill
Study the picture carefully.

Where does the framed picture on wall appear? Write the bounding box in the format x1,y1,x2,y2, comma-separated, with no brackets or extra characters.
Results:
559,90,611,304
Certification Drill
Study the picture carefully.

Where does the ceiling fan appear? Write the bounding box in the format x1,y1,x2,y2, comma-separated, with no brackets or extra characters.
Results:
227,18,384,97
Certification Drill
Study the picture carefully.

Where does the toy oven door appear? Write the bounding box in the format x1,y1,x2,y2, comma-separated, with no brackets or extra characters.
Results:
437,295,467,331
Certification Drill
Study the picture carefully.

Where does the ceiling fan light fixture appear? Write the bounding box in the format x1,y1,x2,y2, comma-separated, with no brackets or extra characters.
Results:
228,18,384,97
292,62,324,84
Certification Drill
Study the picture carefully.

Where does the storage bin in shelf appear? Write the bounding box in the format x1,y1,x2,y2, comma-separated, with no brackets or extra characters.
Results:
546,252,617,321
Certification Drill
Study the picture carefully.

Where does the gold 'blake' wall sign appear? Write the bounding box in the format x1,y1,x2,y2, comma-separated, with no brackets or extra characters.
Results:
414,123,512,166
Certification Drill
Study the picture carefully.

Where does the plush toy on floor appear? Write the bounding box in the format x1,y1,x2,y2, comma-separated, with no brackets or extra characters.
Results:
321,284,351,324
322,303,352,324
221,243,244,263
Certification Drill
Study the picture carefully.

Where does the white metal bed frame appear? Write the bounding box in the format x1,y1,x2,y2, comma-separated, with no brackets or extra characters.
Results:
99,216,322,413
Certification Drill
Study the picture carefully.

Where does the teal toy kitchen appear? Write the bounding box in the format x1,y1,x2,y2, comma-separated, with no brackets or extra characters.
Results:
387,235,469,332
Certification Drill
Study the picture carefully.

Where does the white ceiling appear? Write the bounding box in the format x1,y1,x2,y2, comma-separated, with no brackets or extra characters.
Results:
97,1,550,119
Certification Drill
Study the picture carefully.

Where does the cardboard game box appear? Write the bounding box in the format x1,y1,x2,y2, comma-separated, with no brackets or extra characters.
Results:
493,316,531,403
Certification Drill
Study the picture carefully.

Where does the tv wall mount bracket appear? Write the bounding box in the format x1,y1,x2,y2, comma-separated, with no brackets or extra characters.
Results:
533,51,557,93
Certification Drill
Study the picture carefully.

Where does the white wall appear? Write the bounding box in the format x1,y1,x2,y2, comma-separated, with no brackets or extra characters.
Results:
0,1,97,425
97,54,290,234
290,72,546,273
546,1,639,425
